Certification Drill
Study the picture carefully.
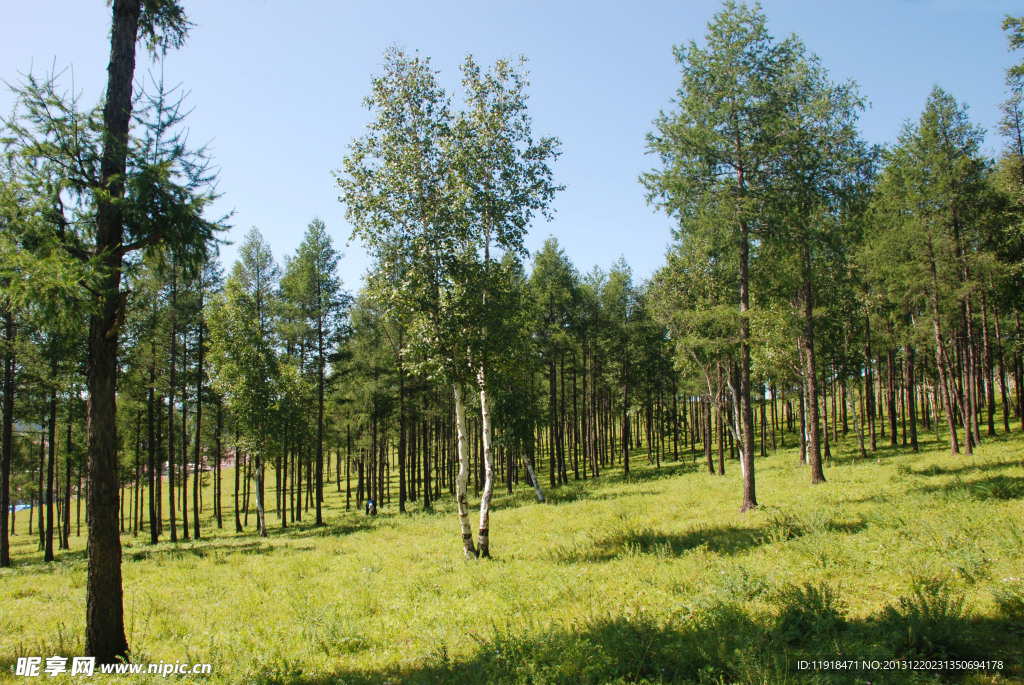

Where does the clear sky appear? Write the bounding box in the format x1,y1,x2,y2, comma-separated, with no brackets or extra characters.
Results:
1,1,1019,290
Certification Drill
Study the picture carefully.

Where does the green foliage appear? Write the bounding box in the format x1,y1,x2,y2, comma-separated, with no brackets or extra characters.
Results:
878,579,970,660
773,582,847,646
992,578,1024,630
207,228,280,458
4,432,1024,682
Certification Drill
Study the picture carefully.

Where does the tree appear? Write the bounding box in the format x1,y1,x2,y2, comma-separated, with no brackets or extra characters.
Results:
336,47,468,551
871,88,992,456
643,1,801,511
0,0,204,658
530,238,578,488
338,48,560,558
208,229,279,537
282,219,347,525
769,47,868,483
454,55,561,557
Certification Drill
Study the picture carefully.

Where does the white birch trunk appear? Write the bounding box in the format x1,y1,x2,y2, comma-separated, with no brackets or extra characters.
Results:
525,459,546,503
477,366,495,557
453,383,478,558
252,455,267,537
724,376,746,477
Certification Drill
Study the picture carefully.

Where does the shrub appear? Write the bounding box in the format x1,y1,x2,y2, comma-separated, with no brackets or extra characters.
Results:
772,582,847,646
877,579,969,659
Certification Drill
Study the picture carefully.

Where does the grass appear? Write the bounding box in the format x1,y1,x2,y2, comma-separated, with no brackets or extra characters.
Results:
2,427,1023,684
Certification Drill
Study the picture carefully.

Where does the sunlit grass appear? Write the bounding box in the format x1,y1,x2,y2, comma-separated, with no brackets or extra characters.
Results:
2,426,1023,683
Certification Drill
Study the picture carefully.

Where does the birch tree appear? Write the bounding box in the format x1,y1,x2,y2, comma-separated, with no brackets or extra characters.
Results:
338,48,560,558
454,55,561,557
335,48,478,556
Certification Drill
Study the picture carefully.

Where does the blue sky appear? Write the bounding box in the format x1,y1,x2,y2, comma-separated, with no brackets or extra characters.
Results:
1,1,1019,290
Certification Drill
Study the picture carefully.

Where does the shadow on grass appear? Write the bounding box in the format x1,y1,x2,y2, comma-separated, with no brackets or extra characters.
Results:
553,522,764,563
916,474,1024,501
244,599,1022,685
124,539,281,561
910,459,1023,478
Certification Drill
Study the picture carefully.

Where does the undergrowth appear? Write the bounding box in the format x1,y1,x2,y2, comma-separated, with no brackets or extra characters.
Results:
2,429,1022,684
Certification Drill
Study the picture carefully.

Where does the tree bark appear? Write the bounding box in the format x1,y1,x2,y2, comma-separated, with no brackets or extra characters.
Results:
453,384,478,558
802,245,824,483
64,399,75,549
45,390,57,561
992,297,1011,433
215,398,222,528
85,0,140,663
981,291,996,437
477,368,495,558
193,294,204,540
738,219,756,511
315,313,325,526
925,238,960,455
0,304,15,567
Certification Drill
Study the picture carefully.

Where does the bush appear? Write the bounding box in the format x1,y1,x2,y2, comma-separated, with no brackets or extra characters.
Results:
772,582,846,646
992,578,1024,634
877,579,969,659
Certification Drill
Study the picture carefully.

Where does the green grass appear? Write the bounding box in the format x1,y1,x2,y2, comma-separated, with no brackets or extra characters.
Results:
2,428,1023,684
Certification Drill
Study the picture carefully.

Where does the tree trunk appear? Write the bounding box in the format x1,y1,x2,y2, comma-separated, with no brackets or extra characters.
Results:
865,316,876,452
234,439,243,533
0,304,15,567
85,0,140,662
738,219,756,511
981,291,996,437
64,399,75,549
254,452,267,537
887,349,898,446
168,266,178,542
215,399,222,528
398,348,407,514
315,317,325,526
992,296,1011,433
477,367,495,558
453,384,478,558
45,390,57,561
180,351,188,541
193,301,204,540
906,347,919,451
802,246,824,483
926,238,960,455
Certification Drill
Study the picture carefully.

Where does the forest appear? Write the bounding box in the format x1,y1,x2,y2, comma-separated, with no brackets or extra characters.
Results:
1,1,1023,683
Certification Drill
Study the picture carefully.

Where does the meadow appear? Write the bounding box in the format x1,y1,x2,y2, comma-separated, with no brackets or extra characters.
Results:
2,430,1023,684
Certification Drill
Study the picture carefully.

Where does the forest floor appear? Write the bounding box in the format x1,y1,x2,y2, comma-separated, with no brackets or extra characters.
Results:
2,428,1023,684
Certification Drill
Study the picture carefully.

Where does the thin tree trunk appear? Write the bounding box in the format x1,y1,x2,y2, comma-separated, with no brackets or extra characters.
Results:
64,398,74,549
992,296,1011,433
926,238,960,455
168,266,178,543
315,317,325,526
193,302,204,540
477,367,495,558
738,216,756,511
45,390,57,561
0,304,14,567
906,346,919,452
981,291,996,437
215,399,222,528
454,384,477,558
802,247,824,484
887,349,898,446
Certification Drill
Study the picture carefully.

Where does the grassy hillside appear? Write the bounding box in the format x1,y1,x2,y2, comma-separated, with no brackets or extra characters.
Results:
2,430,1023,684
